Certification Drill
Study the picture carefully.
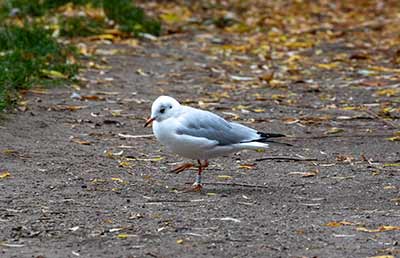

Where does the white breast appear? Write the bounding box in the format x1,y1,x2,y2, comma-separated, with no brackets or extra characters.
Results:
152,119,235,160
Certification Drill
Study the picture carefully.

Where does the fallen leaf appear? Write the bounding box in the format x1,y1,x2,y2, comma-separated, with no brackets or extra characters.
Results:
288,171,318,177
111,177,124,183
336,155,355,163
211,217,241,223
71,138,91,145
88,34,117,41
118,161,132,168
0,171,11,179
324,221,353,227
317,62,339,70
325,127,345,134
238,164,256,169
230,75,255,81
40,69,68,79
359,79,390,87
383,185,396,190
116,233,129,239
387,131,400,142
357,225,400,233
2,149,17,155
81,95,105,101
0,243,25,248
176,239,184,244
52,105,87,111
383,163,400,167
217,175,232,180
375,88,399,97
26,88,49,94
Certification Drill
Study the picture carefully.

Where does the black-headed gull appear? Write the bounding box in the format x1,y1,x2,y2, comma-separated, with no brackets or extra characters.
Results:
144,96,290,191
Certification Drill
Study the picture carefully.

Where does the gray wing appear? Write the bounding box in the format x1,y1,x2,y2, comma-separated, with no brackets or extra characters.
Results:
176,107,259,146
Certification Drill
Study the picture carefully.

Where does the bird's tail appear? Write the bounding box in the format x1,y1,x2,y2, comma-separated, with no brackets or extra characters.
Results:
241,131,293,147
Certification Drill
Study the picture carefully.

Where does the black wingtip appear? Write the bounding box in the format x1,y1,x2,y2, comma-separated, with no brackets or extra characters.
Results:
264,140,293,147
257,132,286,138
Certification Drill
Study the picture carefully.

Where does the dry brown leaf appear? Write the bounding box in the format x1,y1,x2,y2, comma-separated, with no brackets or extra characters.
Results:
81,95,105,101
71,138,91,145
324,221,353,227
52,105,87,111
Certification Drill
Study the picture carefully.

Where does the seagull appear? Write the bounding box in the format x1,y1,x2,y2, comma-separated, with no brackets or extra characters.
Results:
144,96,291,191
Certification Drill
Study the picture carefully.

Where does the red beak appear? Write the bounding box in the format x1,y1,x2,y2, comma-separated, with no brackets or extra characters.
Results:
144,117,155,127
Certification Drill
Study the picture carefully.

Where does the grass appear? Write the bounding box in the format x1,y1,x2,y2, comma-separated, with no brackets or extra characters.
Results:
0,25,79,110
0,0,161,111
103,0,161,36
1,0,161,36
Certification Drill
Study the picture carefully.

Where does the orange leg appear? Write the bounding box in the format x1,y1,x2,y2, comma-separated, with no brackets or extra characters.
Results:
191,160,209,192
170,163,194,174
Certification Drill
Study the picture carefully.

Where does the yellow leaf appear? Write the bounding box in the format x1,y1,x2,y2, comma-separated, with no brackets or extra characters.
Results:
27,88,49,94
252,108,266,113
357,225,400,233
376,89,399,97
324,221,353,227
40,69,68,79
160,6,191,25
207,192,217,196
88,34,116,41
118,161,132,168
317,63,339,70
133,157,163,162
111,177,124,183
325,127,345,134
369,66,400,73
341,106,360,111
271,94,286,100
384,163,400,167
176,239,184,244
3,149,17,155
238,164,256,169
53,105,87,111
384,185,396,190
117,233,129,239
217,175,232,180
368,256,395,258
0,171,11,179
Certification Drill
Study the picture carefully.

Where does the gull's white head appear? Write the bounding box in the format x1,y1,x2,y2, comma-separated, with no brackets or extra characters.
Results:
144,96,180,127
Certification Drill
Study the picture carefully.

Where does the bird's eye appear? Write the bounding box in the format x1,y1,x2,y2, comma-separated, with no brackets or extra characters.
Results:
160,108,165,114
169,105,172,109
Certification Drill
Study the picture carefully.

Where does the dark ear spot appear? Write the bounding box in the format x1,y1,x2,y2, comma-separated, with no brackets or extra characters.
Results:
160,107,165,114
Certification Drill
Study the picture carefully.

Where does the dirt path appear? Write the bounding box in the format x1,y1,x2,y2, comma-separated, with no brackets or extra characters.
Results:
1,34,399,258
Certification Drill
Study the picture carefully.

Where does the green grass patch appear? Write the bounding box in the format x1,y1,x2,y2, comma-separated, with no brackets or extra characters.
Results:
103,0,161,36
0,0,161,111
0,25,78,110
1,0,161,37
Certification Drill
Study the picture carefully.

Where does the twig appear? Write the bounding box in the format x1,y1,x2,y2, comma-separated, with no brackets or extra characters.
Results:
185,181,270,189
144,199,193,203
364,109,399,129
255,156,318,162
118,133,154,138
290,133,395,139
